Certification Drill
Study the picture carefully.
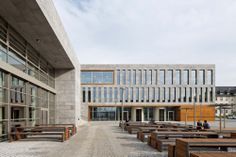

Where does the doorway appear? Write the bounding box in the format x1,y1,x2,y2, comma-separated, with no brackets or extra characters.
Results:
123,111,129,121
168,111,175,121
136,109,142,121
159,109,165,121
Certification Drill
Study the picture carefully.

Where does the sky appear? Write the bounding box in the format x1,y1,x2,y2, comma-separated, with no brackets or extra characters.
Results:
53,0,236,86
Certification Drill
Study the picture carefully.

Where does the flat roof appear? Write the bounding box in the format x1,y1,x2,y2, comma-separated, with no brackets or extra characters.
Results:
0,0,78,69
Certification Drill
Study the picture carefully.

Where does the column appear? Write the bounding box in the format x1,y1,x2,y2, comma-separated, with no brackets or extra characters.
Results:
131,107,136,121
154,107,159,121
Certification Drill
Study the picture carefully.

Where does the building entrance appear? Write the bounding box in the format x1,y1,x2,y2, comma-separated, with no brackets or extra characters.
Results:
159,109,165,121
136,109,142,121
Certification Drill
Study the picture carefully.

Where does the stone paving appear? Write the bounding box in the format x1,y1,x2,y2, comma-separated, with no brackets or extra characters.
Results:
0,122,166,157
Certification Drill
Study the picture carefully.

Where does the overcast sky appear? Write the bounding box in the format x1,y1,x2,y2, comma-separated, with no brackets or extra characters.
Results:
53,0,236,86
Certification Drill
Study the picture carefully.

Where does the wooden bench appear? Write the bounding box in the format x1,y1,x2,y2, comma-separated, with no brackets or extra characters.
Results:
190,152,236,157
10,126,69,142
10,132,65,142
168,144,176,157
151,132,219,152
39,124,77,136
175,138,236,157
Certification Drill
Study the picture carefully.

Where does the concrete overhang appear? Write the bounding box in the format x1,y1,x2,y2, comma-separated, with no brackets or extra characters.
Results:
0,0,78,69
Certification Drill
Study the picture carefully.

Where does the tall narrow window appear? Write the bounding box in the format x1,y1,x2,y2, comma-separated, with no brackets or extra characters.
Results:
127,70,131,85
153,70,157,85
146,87,149,102
109,87,112,102
104,87,107,102
88,87,91,102
136,87,139,102
199,88,203,102
176,70,181,85
178,88,181,102
159,70,165,85
191,70,197,85
82,87,86,103
152,87,155,102
120,88,123,102
207,70,213,85
205,88,208,102
122,70,126,85
194,88,197,102
167,70,173,85
167,87,171,102
199,70,205,85
183,70,189,85
141,87,144,102
162,88,165,102
114,87,118,102
133,70,136,85
98,87,101,102
93,87,96,102
189,88,192,102
183,88,187,102
117,70,120,85
173,88,176,102
125,88,128,102
157,88,160,102
147,70,152,85
144,70,147,85
210,87,213,102
130,88,133,102
139,70,142,85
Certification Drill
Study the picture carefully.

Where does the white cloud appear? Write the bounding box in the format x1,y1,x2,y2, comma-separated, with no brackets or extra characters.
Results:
53,0,236,85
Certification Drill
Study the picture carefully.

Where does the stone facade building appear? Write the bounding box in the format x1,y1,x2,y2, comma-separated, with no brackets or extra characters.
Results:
81,64,216,122
0,0,81,141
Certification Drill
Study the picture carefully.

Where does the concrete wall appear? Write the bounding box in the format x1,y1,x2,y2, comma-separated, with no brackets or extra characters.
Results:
55,68,81,126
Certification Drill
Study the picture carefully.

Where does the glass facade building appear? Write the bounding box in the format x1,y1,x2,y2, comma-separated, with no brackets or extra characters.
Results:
81,64,216,122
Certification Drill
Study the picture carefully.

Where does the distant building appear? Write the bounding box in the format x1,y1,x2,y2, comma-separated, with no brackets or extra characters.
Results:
215,86,236,117
81,64,216,122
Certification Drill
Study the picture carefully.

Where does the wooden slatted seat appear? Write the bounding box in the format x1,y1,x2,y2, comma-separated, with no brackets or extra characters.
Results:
175,138,236,157
190,152,236,157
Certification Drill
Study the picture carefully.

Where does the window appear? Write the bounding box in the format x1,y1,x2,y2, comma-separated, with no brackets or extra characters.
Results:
167,87,171,102
154,70,157,85
189,88,192,102
191,70,197,85
109,87,112,102
207,70,213,85
183,70,189,85
209,88,213,102
82,87,86,103
144,70,147,85
159,70,165,85
167,70,173,85
199,88,203,102
157,88,160,102
172,88,176,102
125,88,128,102
175,70,181,85
88,87,91,102
138,70,142,84
117,70,120,85
81,71,113,84
194,88,197,102
130,88,133,102
122,70,126,85
133,70,136,85
136,87,139,102
120,88,124,102
127,70,131,84
162,88,165,102
177,88,181,102
104,87,107,102
147,70,152,85
114,88,118,102
199,70,205,85
141,87,144,102
98,87,101,102
152,87,155,102
146,87,149,102
93,87,96,102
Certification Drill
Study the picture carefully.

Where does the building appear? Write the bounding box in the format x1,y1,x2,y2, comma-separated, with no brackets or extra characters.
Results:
0,0,81,141
215,86,236,117
81,64,216,122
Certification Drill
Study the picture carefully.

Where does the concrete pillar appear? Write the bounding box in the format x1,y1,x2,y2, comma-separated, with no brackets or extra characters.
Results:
154,107,159,121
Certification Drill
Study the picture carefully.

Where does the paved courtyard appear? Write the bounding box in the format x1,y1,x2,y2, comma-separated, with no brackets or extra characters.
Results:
0,122,165,157
1,120,236,157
